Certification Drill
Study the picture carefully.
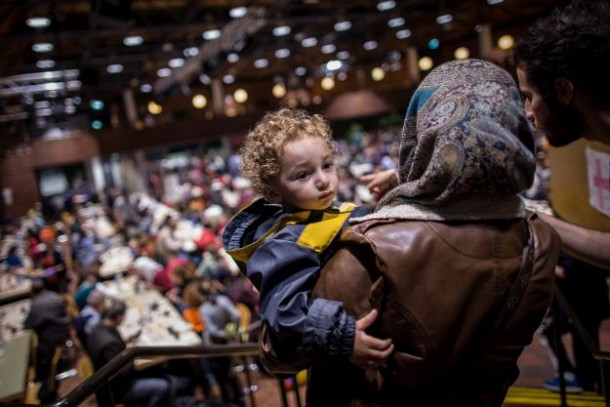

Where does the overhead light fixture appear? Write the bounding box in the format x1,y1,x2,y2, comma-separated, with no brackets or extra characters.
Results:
275,48,290,59
229,7,248,18
91,120,103,130
26,17,51,28
388,17,405,28
377,1,396,11
301,37,318,48
223,75,235,84
36,59,55,69
428,38,440,50
498,35,515,50
487,0,504,4
337,51,350,60
106,64,124,74
454,47,470,60
321,76,335,91
123,36,143,46
321,44,336,54
295,67,307,76
337,71,347,81
273,25,291,37
227,53,239,63
436,14,453,25
254,58,269,69
32,43,53,53
147,101,162,115
396,29,412,39
363,41,378,51
326,60,342,71
192,94,207,109
334,21,352,32
140,83,153,93
169,58,185,68
184,47,199,57
202,29,221,40
157,68,171,77
90,99,105,111
234,89,248,103
418,56,433,71
371,67,385,81
272,83,286,98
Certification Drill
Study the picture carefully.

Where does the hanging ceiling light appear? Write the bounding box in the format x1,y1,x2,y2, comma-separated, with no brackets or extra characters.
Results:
418,57,433,71
371,67,385,81
321,76,335,90
272,83,286,98
234,88,248,103
498,35,515,50
454,47,470,60
147,101,162,115
192,94,207,109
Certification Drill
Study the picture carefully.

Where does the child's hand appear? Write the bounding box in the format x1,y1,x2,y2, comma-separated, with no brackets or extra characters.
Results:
349,309,394,370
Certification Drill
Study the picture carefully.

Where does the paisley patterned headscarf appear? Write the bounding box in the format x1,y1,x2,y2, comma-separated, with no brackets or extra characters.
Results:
368,59,535,221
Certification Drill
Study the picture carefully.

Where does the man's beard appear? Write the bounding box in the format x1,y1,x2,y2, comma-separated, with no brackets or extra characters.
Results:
544,99,585,147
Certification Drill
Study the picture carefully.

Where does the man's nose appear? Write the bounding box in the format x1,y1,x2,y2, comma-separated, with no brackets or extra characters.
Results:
524,101,535,126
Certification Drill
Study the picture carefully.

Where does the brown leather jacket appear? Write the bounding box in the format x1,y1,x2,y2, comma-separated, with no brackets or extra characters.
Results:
265,211,560,406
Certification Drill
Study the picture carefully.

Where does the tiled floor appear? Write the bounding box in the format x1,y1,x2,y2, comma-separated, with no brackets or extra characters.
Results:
55,323,610,407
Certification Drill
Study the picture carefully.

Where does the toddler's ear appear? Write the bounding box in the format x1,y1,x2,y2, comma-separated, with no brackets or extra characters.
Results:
262,186,281,204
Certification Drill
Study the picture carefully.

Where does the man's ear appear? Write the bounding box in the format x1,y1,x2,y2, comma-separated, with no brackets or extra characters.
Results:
262,186,281,204
554,77,574,105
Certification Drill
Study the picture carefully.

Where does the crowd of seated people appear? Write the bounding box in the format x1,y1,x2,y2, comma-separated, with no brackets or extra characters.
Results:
0,126,401,405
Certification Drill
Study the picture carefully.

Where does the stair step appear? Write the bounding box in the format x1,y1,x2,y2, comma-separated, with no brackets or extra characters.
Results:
505,386,604,406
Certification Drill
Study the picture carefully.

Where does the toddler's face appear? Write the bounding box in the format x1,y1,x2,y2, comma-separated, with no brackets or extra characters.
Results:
266,136,338,212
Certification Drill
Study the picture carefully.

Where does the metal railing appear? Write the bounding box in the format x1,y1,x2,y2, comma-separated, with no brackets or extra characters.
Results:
551,284,610,407
5,284,603,407
0,342,303,407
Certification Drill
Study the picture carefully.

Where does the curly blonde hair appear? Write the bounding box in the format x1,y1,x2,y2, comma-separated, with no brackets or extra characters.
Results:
240,108,334,194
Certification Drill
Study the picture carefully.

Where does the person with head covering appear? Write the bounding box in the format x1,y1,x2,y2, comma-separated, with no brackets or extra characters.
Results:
262,59,561,406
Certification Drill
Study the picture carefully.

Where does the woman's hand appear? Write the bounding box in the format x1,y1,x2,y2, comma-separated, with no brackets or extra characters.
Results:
359,169,399,202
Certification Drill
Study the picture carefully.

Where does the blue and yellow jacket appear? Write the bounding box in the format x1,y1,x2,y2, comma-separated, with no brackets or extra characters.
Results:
222,198,367,360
